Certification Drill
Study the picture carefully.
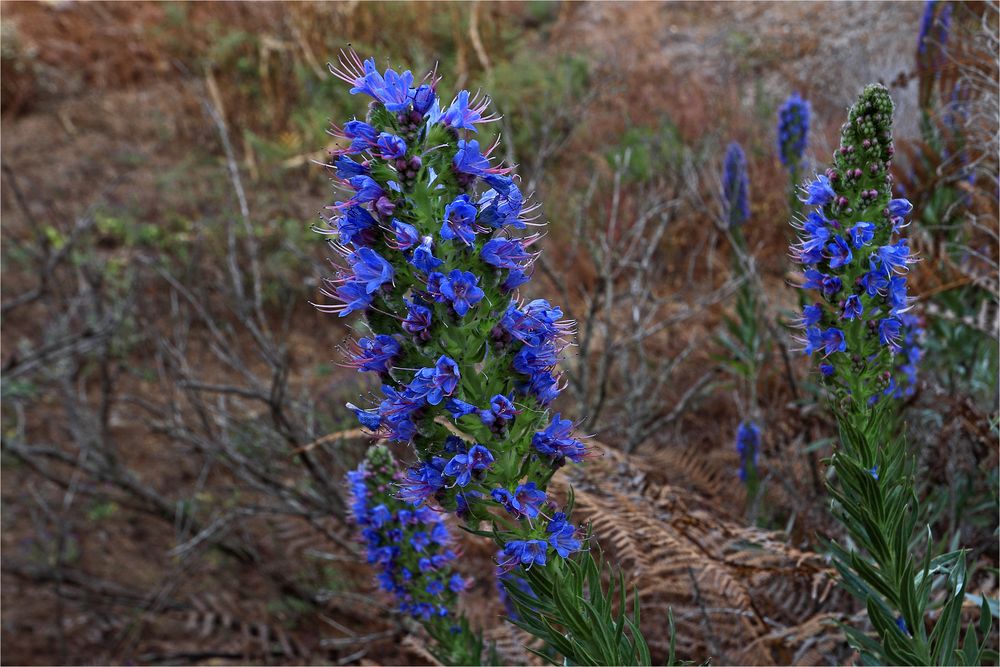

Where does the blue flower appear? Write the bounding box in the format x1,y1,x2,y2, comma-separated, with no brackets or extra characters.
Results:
453,139,492,177
500,539,548,571
334,155,369,179
424,271,448,303
376,132,407,160
481,238,531,270
371,504,392,527
491,487,519,516
336,206,377,246
722,142,750,227
440,270,485,317
525,371,561,405
842,294,863,320
887,276,910,313
848,222,875,249
887,198,912,217
501,269,531,292
365,63,414,111
391,219,420,250
489,394,517,422
802,174,835,206
826,235,853,268
511,482,546,518
546,512,581,557
502,299,567,346
918,0,937,54
410,531,430,552
445,397,478,419
876,241,911,275
348,248,394,293
398,461,445,505
803,270,842,299
443,444,495,487
821,274,843,299
441,195,478,245
803,326,824,356
407,356,461,405
412,84,436,115
801,211,831,252
402,300,433,337
777,92,810,169
822,328,847,356
513,343,559,376
333,280,374,317
343,120,378,153
448,573,466,593
532,414,585,463
861,261,890,297
801,303,824,327
347,402,382,430
441,90,489,132
411,237,444,273
479,182,525,229
879,317,902,350
348,175,384,203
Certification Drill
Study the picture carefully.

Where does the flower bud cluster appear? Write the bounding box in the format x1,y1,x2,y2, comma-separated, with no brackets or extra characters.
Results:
325,52,583,577
791,84,920,406
347,445,465,623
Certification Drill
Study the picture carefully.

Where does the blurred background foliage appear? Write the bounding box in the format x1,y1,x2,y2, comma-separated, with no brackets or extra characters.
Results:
1,1,996,665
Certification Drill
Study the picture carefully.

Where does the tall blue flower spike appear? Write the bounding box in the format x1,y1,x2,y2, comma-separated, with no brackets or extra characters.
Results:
722,142,750,227
325,48,582,584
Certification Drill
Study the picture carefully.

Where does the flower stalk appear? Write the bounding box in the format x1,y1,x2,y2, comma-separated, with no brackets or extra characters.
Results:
790,83,992,665
324,51,650,665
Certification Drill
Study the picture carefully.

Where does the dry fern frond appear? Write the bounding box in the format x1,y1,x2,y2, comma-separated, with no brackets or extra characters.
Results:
553,446,854,666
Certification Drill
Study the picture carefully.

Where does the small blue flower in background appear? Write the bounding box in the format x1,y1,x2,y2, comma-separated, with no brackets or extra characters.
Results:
722,142,750,227
735,421,761,482
918,0,938,54
777,92,810,171
918,0,952,58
